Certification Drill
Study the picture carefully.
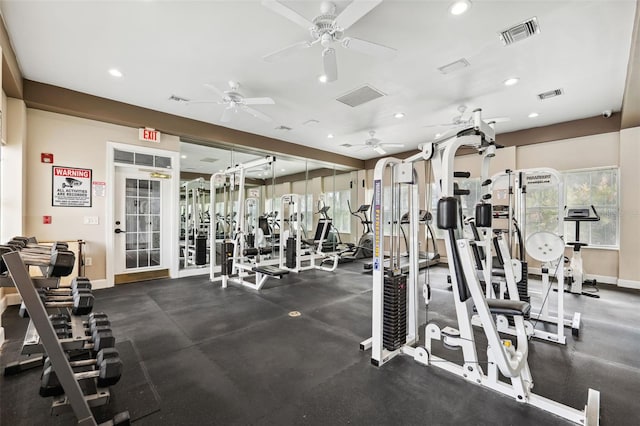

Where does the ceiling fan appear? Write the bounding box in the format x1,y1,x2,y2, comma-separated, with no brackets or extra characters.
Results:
262,0,397,82
351,130,404,155
423,105,510,128
187,81,275,123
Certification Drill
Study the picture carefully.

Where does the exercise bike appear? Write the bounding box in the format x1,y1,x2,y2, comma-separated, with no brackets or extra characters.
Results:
564,205,601,298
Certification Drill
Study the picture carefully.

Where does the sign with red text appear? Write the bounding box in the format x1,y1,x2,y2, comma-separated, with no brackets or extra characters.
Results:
139,127,161,143
52,166,92,207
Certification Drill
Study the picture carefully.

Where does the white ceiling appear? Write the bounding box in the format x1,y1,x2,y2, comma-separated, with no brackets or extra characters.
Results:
1,0,636,160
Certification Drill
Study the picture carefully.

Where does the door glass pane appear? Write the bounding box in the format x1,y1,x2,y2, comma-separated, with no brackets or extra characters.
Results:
151,180,161,196
138,250,149,267
126,179,137,196
139,180,150,197
123,178,162,271
135,153,154,167
126,252,137,269
150,250,160,266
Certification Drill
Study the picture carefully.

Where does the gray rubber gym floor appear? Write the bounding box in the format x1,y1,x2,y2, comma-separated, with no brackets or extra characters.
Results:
2,262,640,425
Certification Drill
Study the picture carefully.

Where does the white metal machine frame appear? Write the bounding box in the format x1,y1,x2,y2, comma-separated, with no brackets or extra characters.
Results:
363,109,600,425
278,193,339,274
484,168,581,344
209,156,283,290
181,177,209,267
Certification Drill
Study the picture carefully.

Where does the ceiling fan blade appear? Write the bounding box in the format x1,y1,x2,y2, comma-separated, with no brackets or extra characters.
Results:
263,40,312,62
241,105,273,122
220,106,235,123
380,143,405,148
242,97,275,105
203,83,225,97
334,0,382,30
422,123,456,128
341,37,397,59
485,116,510,123
186,100,222,105
322,48,338,82
262,0,314,29
373,145,386,155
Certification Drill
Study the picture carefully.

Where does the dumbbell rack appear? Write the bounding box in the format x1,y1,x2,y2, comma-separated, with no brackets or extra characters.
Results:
3,251,128,426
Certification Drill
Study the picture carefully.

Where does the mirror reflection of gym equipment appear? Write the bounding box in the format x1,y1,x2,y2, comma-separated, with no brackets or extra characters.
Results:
180,178,210,269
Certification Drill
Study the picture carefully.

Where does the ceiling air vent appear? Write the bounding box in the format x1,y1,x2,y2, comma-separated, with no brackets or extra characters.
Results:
537,88,563,100
275,125,292,131
499,17,540,45
336,85,386,108
200,157,218,163
437,58,470,74
339,143,352,148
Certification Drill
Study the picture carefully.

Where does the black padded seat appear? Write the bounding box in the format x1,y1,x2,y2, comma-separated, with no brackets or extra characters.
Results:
252,265,289,277
475,299,531,317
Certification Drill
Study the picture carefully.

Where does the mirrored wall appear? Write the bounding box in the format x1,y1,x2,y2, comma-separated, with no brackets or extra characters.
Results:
178,140,362,274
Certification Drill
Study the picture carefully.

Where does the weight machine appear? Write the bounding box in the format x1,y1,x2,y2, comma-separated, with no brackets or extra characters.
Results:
564,206,601,297
181,177,210,267
210,156,292,290
362,109,600,425
479,168,581,343
278,194,339,274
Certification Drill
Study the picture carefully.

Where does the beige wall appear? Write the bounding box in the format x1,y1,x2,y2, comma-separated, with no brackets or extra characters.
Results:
24,109,180,282
618,127,640,287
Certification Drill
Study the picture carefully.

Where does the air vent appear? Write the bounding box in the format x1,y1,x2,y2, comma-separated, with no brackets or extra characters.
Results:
169,94,189,103
336,85,385,108
339,143,352,148
437,58,470,74
499,17,540,45
302,119,320,126
537,88,563,100
200,157,218,163
275,125,292,131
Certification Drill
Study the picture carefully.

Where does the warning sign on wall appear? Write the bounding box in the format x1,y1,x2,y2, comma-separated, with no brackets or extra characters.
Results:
52,166,92,207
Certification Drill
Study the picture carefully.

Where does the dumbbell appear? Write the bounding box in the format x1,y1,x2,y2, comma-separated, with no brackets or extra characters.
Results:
39,348,123,397
9,239,75,277
19,289,93,317
0,244,15,274
46,313,114,351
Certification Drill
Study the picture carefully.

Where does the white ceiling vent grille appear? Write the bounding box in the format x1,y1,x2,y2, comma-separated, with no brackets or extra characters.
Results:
437,58,470,74
537,88,563,100
339,143,352,148
336,85,386,107
499,17,540,45
199,157,218,163
275,125,292,131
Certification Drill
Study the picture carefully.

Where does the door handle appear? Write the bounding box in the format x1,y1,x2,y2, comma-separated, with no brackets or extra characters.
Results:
115,228,126,234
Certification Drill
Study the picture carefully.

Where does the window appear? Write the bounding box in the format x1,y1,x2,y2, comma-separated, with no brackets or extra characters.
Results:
429,178,482,238
325,189,351,234
564,168,618,247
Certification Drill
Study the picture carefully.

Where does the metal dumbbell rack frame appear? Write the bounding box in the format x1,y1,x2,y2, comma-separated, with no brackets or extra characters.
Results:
3,251,127,426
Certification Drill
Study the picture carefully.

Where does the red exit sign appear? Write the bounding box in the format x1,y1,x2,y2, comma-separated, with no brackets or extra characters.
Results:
138,127,161,143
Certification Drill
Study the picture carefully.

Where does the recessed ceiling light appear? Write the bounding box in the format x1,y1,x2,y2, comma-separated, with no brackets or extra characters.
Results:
181,155,187,159
318,75,328,83
394,112,405,119
435,133,442,138
327,133,334,139
503,77,519,86
449,0,471,16
528,112,539,118
108,68,123,78
281,169,286,172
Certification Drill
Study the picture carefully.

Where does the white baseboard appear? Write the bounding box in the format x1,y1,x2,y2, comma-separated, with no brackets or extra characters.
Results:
527,267,618,285
617,279,640,290
2,293,22,307
90,279,111,290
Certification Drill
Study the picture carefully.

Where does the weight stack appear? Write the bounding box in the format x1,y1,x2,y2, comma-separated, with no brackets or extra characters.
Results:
220,242,234,276
246,234,255,249
383,273,407,352
195,234,207,266
285,237,296,269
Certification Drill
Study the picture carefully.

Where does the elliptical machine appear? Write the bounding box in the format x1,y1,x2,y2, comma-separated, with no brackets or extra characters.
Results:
342,200,374,260
564,205,601,298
